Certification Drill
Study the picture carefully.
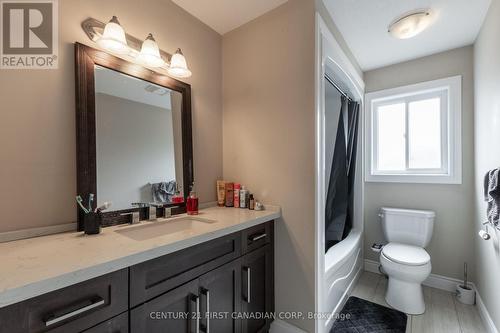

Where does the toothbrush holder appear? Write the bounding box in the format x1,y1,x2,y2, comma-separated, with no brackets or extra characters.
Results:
83,212,102,235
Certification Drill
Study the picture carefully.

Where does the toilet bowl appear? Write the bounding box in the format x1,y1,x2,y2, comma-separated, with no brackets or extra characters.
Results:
380,242,431,314
379,207,435,315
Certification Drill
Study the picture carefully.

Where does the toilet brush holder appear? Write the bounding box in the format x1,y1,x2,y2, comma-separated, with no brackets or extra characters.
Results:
456,284,475,305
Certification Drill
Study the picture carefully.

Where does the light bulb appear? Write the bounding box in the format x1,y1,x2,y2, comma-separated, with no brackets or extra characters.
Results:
388,10,432,39
136,33,165,68
96,16,129,54
168,48,192,78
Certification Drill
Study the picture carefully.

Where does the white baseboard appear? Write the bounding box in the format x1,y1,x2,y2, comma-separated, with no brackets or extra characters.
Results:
364,259,499,333
365,259,462,292
0,222,77,243
476,289,499,333
364,258,380,275
270,319,307,333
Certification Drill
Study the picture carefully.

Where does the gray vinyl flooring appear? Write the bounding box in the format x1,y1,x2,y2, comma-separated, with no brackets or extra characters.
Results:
350,271,487,333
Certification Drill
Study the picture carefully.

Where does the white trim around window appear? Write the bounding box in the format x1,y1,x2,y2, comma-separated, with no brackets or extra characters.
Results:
365,75,462,184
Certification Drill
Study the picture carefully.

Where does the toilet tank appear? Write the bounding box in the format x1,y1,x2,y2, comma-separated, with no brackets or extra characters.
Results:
380,207,435,247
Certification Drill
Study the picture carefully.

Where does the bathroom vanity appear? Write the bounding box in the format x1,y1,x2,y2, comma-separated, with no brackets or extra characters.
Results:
0,42,279,333
0,208,278,333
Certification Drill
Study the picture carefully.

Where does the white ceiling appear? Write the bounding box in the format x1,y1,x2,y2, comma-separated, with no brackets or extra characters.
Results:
172,0,289,35
324,0,491,71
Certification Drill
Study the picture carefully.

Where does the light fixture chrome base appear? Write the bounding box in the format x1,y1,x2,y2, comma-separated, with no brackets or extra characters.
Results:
81,17,172,65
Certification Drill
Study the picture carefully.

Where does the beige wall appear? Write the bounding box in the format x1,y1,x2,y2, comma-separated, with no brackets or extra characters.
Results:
0,0,222,232
222,0,316,331
363,46,475,280
473,0,500,327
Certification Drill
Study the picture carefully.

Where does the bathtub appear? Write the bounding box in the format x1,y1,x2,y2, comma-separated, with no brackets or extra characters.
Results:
323,227,363,332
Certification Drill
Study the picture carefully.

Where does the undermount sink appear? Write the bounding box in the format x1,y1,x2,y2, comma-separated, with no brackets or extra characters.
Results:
115,216,217,241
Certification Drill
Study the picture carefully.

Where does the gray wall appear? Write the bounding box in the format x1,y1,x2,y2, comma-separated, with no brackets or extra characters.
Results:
363,46,475,280
473,0,500,327
222,2,316,330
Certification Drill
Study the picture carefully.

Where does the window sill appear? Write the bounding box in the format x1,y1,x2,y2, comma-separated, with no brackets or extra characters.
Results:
365,173,462,185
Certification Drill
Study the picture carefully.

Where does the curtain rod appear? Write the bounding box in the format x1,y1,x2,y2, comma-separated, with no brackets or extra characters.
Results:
324,74,353,102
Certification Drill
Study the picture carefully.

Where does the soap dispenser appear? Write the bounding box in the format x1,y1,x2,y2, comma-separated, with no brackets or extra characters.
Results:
186,183,199,215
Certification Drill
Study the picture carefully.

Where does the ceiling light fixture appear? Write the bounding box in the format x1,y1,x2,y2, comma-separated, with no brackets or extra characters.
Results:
96,16,129,54
388,10,432,39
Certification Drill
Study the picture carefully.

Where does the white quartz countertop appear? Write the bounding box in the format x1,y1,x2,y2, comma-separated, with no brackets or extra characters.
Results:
0,206,280,308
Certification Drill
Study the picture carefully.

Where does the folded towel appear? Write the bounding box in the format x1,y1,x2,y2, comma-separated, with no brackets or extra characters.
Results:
484,168,500,226
151,180,177,203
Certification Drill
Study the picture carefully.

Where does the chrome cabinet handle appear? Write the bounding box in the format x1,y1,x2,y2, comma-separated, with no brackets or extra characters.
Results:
190,294,200,333
243,267,251,303
250,233,267,242
200,288,210,333
45,296,105,326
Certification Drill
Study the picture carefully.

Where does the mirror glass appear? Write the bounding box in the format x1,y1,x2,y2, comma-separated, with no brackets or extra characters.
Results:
94,65,184,211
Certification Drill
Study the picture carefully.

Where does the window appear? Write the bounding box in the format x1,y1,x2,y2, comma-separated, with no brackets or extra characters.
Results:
365,76,462,184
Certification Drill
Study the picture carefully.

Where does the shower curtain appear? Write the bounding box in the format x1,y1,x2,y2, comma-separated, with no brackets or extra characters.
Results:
325,95,360,251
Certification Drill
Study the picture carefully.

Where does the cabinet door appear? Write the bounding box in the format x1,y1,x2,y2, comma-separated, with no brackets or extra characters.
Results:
199,259,242,333
130,279,200,333
81,312,128,333
241,245,274,333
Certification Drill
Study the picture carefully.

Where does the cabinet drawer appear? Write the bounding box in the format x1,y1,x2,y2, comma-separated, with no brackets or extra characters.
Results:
130,232,241,307
82,312,129,333
241,221,273,254
0,269,128,333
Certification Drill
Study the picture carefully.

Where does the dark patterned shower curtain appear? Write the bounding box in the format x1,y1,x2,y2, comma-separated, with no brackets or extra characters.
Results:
325,95,360,252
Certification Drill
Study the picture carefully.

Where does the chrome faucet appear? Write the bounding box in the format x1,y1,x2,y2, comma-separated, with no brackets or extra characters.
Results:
121,211,140,224
164,206,179,218
131,202,158,221
148,205,157,221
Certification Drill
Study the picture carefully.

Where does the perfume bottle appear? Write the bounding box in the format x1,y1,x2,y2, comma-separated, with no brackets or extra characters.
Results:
186,183,199,215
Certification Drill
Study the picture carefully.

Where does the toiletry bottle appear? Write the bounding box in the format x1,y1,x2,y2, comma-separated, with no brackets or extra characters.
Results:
186,184,199,215
249,194,255,210
225,182,234,207
217,180,225,207
240,186,249,208
234,183,241,208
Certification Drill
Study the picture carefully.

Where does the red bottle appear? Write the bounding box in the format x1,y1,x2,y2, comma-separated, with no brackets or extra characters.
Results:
186,191,199,215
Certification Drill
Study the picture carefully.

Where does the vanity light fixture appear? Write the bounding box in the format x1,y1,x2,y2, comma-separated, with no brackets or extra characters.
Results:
83,17,192,78
136,33,165,68
96,16,129,54
388,10,432,39
167,48,192,78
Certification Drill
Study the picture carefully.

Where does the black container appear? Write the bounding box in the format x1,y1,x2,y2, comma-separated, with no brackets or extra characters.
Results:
83,212,102,235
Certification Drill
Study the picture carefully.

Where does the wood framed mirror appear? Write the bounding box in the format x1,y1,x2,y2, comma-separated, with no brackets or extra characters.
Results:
75,42,193,230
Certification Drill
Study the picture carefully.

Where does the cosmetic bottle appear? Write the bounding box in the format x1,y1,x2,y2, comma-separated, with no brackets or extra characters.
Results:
240,186,249,208
249,194,255,210
217,180,225,207
234,183,241,208
225,182,234,207
186,184,199,215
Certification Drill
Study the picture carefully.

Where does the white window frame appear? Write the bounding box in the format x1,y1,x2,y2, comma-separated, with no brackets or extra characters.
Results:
365,75,462,184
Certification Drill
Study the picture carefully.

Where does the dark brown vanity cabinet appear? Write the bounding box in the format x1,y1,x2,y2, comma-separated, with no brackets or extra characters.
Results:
0,221,274,333
0,269,128,333
242,245,274,333
129,222,274,333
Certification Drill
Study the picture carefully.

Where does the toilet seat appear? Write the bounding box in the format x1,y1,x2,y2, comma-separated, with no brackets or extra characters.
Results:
382,242,430,266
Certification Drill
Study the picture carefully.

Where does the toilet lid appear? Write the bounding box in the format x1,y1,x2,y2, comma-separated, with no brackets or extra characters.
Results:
382,243,430,266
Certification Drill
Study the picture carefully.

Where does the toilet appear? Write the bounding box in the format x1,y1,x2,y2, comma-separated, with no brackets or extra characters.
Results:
379,207,435,315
